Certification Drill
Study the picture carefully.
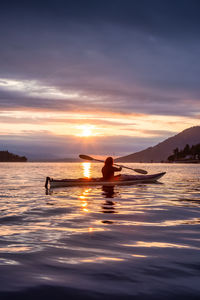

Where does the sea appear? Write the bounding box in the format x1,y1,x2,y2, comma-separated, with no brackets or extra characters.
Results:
0,162,200,299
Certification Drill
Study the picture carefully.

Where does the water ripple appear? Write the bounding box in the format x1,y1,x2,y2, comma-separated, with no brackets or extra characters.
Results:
0,162,200,298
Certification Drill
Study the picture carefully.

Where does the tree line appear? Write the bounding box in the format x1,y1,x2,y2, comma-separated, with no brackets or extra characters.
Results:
168,143,200,162
0,151,27,162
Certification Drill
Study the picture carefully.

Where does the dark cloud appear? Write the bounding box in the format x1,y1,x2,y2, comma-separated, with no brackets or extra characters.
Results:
1,0,200,114
1,1,200,38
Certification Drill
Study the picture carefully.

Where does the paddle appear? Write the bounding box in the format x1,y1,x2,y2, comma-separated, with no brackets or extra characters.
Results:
79,154,148,174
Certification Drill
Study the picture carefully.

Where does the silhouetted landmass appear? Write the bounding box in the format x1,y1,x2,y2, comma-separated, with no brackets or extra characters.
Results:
0,151,27,162
168,143,200,162
116,126,200,162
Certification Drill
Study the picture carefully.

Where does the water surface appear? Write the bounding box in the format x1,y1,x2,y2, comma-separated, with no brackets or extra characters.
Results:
0,162,200,299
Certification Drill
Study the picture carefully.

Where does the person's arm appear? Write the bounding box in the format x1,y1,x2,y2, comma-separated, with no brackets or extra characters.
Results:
113,166,122,172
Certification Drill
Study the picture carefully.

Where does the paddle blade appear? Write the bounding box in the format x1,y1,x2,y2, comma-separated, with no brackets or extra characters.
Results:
79,154,94,161
134,168,148,174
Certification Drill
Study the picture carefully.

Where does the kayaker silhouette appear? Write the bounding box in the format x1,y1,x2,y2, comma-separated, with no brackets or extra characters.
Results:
102,157,122,180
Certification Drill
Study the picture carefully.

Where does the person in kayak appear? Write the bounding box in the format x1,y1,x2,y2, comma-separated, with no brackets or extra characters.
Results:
102,157,122,180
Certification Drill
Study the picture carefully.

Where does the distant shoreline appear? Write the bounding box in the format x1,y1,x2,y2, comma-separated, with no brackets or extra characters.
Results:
171,160,200,164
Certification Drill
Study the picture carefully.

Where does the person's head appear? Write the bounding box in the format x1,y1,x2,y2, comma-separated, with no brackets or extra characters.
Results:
105,157,113,166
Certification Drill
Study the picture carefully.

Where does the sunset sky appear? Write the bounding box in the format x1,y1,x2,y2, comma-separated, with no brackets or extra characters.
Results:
0,0,200,159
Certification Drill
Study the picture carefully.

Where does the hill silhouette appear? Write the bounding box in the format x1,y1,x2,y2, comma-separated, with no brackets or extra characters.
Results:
116,126,200,162
0,151,27,162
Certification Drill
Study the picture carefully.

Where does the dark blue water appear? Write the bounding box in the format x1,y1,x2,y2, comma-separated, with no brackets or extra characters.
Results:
0,162,200,299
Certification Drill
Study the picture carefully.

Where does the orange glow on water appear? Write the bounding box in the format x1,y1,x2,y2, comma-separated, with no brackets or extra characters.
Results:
81,256,124,263
122,241,196,249
82,162,91,178
79,188,91,213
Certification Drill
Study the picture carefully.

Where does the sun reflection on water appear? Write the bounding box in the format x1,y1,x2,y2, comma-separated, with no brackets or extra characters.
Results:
122,241,199,249
81,162,91,178
81,256,124,263
79,188,91,213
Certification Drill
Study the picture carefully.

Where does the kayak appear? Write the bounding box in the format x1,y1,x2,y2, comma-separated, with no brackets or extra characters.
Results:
45,172,166,188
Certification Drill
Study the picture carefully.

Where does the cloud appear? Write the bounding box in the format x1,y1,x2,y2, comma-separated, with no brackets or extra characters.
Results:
0,114,137,127
0,76,199,117
0,131,165,159
1,17,200,119
120,128,175,137
1,1,200,38
0,0,200,156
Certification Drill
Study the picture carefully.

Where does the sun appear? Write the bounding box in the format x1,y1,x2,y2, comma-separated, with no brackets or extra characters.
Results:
82,126,92,137
79,125,94,137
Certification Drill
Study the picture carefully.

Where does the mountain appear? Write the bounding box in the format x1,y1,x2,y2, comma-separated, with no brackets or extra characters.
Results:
116,126,200,163
0,151,27,162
